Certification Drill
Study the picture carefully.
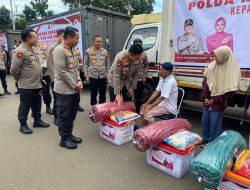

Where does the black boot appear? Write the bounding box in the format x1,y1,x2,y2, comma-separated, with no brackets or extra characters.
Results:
4,90,11,95
77,105,84,112
46,105,54,115
70,134,82,144
60,138,77,149
20,122,33,134
33,118,50,128
15,88,20,94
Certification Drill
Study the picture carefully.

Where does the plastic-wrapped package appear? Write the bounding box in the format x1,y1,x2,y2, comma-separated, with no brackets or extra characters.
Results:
164,130,202,151
233,150,250,179
189,130,247,189
89,102,136,122
132,118,191,152
110,111,140,124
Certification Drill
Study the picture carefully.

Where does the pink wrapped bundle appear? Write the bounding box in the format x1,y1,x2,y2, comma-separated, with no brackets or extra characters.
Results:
132,118,191,152
89,101,136,122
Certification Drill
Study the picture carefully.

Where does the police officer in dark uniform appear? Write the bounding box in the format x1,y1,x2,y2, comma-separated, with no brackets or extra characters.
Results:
11,28,50,134
53,27,83,149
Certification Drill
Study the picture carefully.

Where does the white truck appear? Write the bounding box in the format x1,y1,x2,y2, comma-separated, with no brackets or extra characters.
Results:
124,0,250,112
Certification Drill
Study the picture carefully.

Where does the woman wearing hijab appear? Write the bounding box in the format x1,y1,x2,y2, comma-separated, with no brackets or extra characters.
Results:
206,17,233,53
200,46,240,148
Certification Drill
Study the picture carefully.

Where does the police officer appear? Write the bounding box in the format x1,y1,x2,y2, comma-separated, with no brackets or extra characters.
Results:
12,41,22,94
132,39,149,113
53,26,83,149
108,44,143,105
73,47,84,112
177,19,204,55
47,29,64,124
0,46,11,96
36,42,54,115
11,28,50,134
84,35,110,106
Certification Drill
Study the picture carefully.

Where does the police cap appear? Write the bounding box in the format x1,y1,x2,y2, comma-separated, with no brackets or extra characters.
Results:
184,19,193,26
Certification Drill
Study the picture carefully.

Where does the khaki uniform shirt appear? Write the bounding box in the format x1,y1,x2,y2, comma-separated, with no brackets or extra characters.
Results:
11,43,42,89
177,34,204,55
73,47,83,71
53,43,81,95
36,43,49,76
84,47,110,79
47,42,60,82
138,52,148,81
0,50,7,70
108,50,141,95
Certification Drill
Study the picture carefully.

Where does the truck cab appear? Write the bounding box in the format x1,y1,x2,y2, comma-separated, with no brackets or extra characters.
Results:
123,23,162,102
124,1,250,110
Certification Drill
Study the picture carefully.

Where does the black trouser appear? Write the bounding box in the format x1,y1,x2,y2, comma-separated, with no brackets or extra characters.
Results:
42,75,52,106
134,81,143,113
80,70,84,81
109,85,132,102
0,69,7,92
56,93,79,139
15,81,18,89
51,82,57,113
89,77,106,105
18,89,42,123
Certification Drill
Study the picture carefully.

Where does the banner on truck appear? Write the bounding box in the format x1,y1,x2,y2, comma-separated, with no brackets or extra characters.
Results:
174,1,250,68
30,11,83,57
0,32,8,50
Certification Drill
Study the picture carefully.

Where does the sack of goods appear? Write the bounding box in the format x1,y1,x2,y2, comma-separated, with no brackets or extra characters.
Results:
132,118,191,152
89,101,136,122
110,111,140,125
189,130,247,189
164,130,202,151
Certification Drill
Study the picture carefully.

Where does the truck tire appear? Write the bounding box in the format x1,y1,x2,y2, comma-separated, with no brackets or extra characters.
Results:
142,83,154,103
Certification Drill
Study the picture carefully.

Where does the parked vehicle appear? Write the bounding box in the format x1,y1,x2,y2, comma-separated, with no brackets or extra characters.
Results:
124,0,250,110
29,6,132,62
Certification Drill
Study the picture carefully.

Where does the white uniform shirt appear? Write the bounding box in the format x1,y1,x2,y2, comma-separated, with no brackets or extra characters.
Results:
156,75,178,115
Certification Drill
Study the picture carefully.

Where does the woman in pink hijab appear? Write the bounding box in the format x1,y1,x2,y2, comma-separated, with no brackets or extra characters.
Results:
206,17,233,53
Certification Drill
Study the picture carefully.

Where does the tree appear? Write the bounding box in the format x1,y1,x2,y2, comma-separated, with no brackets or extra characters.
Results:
30,0,49,19
23,5,37,23
0,6,11,30
62,0,155,15
16,14,27,30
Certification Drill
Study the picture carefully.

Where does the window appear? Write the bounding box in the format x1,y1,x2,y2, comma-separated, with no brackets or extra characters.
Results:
126,27,158,51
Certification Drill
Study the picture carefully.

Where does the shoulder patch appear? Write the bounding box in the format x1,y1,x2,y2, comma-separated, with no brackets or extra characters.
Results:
17,52,23,59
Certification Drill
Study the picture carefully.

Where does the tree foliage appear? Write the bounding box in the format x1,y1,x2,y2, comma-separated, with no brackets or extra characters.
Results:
62,0,155,15
0,6,11,30
30,0,49,19
23,5,37,23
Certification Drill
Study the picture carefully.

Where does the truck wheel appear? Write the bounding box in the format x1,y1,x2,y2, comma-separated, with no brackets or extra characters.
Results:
142,83,154,103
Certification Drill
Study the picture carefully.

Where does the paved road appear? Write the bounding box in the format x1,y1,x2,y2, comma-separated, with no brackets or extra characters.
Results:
0,76,249,190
